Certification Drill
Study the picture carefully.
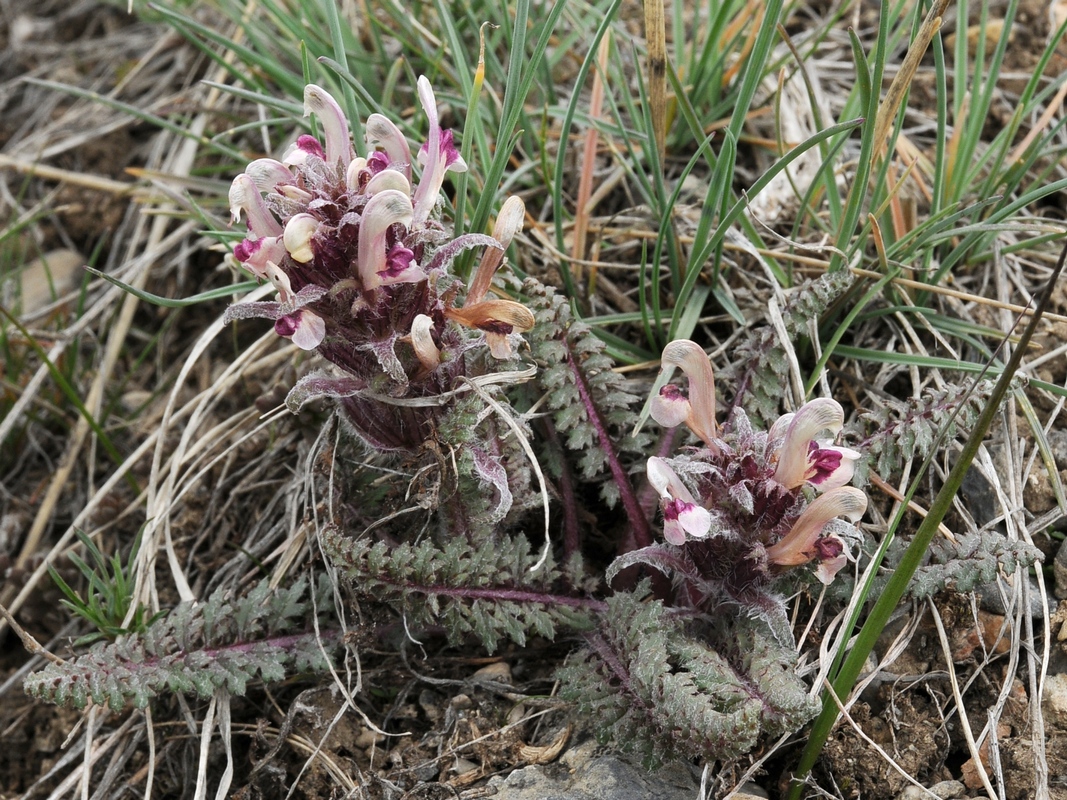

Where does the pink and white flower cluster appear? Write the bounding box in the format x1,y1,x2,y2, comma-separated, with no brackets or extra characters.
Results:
647,340,866,588
224,78,533,451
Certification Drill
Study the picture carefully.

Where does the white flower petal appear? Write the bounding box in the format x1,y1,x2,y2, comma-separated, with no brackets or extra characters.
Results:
290,310,326,350
304,84,352,170
357,189,414,290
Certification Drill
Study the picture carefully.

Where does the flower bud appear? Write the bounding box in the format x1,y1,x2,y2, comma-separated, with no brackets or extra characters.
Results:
283,213,319,264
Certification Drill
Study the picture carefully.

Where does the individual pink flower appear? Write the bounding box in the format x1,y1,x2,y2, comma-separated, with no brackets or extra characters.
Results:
764,486,866,583
647,457,712,545
445,196,533,358
275,308,326,350
649,340,719,451
412,76,468,224
770,398,861,491
356,189,420,289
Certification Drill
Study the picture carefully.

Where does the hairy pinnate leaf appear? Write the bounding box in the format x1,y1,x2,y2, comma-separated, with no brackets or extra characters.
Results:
731,270,855,424
853,380,997,479
880,528,1042,601
523,278,650,507
557,589,819,768
25,577,337,710
321,525,597,653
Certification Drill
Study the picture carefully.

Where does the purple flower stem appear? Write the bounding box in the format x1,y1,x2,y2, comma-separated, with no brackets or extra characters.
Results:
563,343,653,551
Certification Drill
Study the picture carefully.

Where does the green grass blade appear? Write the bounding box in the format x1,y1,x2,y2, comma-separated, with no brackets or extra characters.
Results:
85,267,258,308
788,238,1067,795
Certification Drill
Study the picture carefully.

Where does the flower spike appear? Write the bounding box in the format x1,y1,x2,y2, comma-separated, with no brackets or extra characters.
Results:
224,77,536,454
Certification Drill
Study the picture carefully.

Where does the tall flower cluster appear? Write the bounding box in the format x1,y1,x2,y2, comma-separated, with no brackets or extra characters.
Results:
225,77,533,452
644,340,866,604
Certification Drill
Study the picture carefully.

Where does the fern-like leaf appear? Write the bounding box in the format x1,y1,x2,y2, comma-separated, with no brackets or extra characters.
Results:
523,278,653,544
558,590,818,768
882,529,1042,601
853,380,996,478
731,271,855,424
25,577,337,710
321,525,599,653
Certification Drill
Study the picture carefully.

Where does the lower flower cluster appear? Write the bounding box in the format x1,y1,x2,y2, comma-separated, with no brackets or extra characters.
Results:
638,340,867,615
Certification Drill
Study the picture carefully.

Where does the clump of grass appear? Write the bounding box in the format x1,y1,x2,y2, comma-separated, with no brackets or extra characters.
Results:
47,527,161,646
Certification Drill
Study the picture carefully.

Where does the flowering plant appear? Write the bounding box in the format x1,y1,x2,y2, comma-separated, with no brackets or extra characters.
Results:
224,78,533,455
614,340,867,639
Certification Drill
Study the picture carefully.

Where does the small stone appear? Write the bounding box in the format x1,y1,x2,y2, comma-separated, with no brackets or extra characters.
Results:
1048,430,1067,471
353,728,384,749
961,723,1010,790
950,610,1012,661
1042,672,1067,727
119,390,153,412
732,781,770,798
3,248,83,316
979,575,1048,617
1055,540,1067,600
418,688,444,724
452,756,479,776
487,749,698,800
506,703,528,726
450,693,472,710
472,660,512,683
895,779,966,799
